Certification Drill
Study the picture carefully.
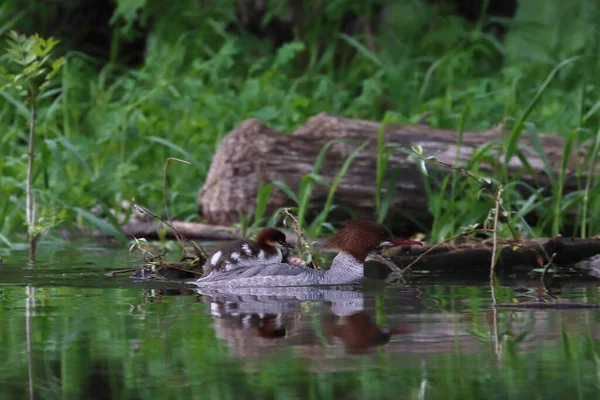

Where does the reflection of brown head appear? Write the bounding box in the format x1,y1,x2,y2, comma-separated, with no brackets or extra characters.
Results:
331,312,415,354
257,314,286,339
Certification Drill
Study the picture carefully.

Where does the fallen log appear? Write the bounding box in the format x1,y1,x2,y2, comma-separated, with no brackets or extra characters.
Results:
198,113,580,231
121,221,240,241
364,237,600,279
120,221,302,245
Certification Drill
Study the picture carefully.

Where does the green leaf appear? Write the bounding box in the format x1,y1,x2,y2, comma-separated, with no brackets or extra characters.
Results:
338,33,382,67
306,173,329,187
0,232,12,248
418,160,428,176
253,183,274,228
272,181,299,204
273,41,305,69
411,141,424,156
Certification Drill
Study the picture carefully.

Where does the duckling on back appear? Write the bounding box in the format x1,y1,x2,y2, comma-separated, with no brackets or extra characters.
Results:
201,228,293,277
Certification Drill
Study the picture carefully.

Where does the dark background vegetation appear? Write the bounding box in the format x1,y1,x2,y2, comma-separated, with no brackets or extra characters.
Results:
1,0,599,244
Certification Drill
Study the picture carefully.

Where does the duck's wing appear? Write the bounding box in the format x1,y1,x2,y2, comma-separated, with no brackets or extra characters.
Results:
191,263,322,286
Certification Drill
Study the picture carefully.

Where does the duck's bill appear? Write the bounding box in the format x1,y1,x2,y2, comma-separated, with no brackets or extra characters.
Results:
282,242,295,249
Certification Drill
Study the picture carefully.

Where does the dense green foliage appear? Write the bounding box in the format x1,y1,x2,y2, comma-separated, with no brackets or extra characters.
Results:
1,1,600,244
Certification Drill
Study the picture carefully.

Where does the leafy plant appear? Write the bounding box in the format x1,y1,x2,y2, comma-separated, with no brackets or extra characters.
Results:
0,1,599,243
1,31,64,262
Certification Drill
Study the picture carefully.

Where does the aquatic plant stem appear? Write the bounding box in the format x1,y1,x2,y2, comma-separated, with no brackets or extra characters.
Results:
540,253,558,298
163,157,191,222
281,208,319,269
26,101,37,264
491,299,500,360
162,157,192,259
489,185,503,304
26,285,35,400
489,186,503,360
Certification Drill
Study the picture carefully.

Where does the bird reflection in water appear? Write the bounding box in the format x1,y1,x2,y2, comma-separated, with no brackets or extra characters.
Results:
194,287,415,356
329,312,415,354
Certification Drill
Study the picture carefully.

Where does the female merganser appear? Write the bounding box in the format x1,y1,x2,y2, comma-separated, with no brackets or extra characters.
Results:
191,220,421,288
201,227,294,277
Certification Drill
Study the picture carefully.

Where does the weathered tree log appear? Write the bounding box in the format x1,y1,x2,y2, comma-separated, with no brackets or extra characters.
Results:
364,237,600,280
198,113,579,231
120,221,301,244
121,221,240,241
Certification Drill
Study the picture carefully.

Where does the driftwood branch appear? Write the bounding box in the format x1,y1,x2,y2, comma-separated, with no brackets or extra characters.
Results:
198,113,580,230
364,237,600,279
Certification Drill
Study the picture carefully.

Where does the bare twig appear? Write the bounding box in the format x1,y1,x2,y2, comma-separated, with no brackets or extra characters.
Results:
369,253,401,275
432,159,485,186
401,228,494,273
541,253,558,298
133,203,207,261
159,264,204,276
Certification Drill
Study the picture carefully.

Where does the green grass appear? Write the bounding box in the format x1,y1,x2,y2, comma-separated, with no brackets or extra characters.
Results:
1,0,600,244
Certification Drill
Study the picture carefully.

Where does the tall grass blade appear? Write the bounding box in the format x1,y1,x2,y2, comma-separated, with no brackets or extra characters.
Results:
297,139,352,228
252,183,274,229
581,128,600,237
380,166,402,225
450,100,471,202
310,141,368,236
338,33,382,67
504,56,579,169
525,122,555,183
375,113,393,223
147,136,204,173
552,129,577,236
272,181,299,205
74,207,127,242
0,232,12,248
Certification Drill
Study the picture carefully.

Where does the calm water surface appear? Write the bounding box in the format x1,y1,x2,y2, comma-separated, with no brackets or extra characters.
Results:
1,242,600,399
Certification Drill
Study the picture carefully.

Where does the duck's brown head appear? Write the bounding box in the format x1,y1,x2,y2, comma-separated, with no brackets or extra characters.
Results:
256,227,294,249
325,220,422,262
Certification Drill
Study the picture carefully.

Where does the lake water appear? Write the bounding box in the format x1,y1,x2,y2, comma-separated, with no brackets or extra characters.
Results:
1,242,600,399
